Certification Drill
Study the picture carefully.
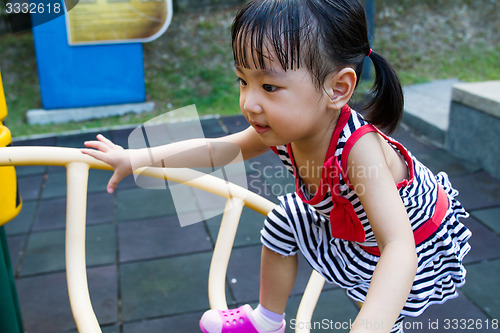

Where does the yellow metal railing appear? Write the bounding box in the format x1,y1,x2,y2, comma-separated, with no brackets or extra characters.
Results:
0,146,325,333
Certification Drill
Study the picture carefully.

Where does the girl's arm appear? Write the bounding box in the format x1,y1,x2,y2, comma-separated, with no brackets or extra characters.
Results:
346,132,418,333
82,126,269,193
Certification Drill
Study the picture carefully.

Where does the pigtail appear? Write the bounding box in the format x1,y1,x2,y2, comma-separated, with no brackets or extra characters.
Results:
364,50,404,134
231,0,403,134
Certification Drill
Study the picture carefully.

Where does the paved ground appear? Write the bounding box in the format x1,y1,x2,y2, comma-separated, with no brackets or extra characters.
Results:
4,98,500,332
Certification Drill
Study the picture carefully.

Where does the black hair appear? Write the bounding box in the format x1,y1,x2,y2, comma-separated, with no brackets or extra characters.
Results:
231,0,404,134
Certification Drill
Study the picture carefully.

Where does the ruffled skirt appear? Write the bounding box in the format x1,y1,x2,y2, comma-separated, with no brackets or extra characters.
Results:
261,172,471,318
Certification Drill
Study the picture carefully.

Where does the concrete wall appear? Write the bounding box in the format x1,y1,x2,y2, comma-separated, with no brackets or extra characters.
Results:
447,81,500,178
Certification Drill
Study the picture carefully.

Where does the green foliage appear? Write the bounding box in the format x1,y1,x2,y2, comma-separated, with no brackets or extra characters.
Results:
0,1,498,138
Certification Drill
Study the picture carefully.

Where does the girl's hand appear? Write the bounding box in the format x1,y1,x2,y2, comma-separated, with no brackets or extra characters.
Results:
81,134,132,193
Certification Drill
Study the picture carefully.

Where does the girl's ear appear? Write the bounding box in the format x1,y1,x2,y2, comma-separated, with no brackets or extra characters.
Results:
327,68,357,110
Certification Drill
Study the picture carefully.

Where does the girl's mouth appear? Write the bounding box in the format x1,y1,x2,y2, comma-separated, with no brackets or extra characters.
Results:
253,124,270,134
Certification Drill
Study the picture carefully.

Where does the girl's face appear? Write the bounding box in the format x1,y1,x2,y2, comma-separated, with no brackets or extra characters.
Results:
236,61,337,148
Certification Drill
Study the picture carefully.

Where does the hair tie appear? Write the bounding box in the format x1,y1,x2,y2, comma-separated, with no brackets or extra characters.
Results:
367,48,372,57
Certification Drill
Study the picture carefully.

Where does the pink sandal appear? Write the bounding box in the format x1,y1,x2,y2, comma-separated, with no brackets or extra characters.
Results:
199,304,285,333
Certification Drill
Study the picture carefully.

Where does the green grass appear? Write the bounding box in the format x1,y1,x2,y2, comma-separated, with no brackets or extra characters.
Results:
0,1,498,138
396,43,500,85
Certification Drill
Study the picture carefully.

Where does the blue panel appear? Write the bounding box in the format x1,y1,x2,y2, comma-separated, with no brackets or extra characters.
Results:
32,13,145,109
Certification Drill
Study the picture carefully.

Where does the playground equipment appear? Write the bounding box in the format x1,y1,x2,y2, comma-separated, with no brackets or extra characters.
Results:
0,72,24,333
0,146,326,333
0,73,22,226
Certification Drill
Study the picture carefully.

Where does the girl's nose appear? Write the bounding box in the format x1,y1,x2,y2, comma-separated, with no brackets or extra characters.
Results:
241,90,263,115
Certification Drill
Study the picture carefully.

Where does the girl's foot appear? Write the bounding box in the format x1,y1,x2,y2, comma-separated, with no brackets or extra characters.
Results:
199,304,285,333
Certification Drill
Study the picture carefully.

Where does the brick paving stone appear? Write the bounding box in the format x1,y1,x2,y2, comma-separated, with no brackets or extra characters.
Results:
463,216,500,264
471,206,500,235
462,259,500,320
33,192,114,231
20,224,116,276
33,196,67,231
17,174,44,200
120,253,211,321
116,187,177,221
118,215,211,262
6,234,26,270
16,265,117,333
5,200,36,235
40,170,67,199
122,312,204,333
14,164,47,177
449,171,500,210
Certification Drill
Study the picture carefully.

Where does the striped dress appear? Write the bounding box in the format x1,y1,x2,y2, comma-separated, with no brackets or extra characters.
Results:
261,105,471,329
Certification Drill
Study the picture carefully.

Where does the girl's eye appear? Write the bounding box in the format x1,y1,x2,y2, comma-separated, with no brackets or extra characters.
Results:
262,84,278,93
237,77,247,86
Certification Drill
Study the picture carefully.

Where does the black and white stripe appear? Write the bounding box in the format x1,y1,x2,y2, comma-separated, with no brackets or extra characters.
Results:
262,109,471,319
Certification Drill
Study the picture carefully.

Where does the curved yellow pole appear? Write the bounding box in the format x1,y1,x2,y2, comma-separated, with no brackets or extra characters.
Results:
208,197,245,310
66,162,101,333
295,270,326,333
0,146,326,333
0,146,276,215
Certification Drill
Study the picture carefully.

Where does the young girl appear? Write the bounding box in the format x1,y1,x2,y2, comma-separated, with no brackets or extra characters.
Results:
82,0,471,332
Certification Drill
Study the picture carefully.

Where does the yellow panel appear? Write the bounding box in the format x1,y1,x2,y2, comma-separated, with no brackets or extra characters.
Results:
0,72,22,225
0,163,22,226
0,124,11,147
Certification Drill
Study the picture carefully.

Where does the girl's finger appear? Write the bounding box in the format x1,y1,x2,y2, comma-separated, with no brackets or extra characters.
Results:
84,140,111,152
81,148,110,163
97,134,115,147
107,170,124,193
